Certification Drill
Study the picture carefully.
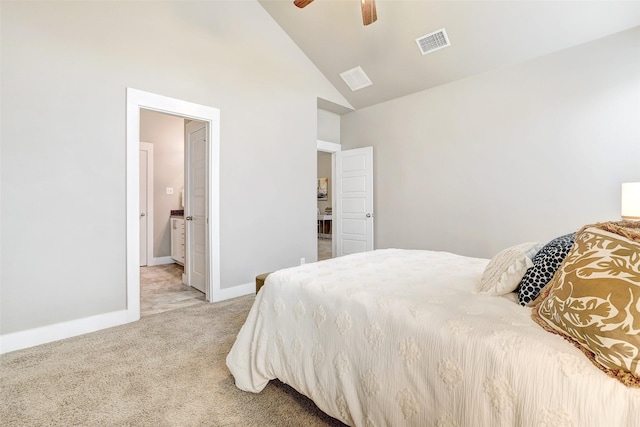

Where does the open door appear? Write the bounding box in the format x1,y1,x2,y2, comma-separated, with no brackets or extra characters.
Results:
184,121,208,294
335,146,374,256
139,148,149,266
139,142,153,267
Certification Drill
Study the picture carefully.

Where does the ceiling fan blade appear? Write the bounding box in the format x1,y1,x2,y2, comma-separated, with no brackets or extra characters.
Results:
361,0,377,25
294,0,314,8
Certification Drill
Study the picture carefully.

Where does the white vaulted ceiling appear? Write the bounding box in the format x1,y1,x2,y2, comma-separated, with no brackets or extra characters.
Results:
259,0,640,111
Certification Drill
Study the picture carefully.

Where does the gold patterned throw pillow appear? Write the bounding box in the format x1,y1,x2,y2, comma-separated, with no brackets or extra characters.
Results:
532,221,640,387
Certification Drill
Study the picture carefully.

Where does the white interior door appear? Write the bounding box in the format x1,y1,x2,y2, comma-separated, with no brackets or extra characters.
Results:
335,146,374,256
139,141,153,267
185,121,207,294
139,148,149,266
139,142,153,267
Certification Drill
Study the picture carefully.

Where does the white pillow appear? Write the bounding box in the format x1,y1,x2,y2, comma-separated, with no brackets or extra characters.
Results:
479,242,542,295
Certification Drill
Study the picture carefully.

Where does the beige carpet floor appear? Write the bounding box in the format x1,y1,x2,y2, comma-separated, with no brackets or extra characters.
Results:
0,295,346,427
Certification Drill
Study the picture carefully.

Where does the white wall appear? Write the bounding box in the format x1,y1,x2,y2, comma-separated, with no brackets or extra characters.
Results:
140,109,185,259
317,108,341,143
0,1,350,335
341,27,640,259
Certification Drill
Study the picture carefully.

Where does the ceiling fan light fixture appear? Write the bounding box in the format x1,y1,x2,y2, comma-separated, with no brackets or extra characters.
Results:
340,66,373,91
293,0,314,8
293,0,377,26
361,0,377,26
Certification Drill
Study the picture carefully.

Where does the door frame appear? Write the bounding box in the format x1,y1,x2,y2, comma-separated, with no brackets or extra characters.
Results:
139,141,154,267
317,140,341,258
126,88,220,322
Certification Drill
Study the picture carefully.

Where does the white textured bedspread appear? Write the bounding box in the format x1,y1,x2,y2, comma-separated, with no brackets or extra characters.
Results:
226,249,640,426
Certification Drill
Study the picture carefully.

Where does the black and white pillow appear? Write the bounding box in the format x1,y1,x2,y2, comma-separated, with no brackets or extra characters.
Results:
517,233,576,306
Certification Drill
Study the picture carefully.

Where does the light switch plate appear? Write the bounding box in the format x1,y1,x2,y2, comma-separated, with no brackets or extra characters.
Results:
166,187,174,195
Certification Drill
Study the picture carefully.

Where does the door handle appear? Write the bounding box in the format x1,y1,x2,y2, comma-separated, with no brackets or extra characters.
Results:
185,216,193,221
140,212,146,217
366,213,372,218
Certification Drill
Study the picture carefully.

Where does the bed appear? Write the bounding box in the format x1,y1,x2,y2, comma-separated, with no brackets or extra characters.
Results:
227,225,640,426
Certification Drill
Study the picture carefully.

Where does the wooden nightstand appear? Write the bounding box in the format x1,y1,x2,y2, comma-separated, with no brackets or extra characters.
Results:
255,272,271,294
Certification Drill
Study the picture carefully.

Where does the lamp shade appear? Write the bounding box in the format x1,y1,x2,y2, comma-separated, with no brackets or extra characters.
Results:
621,182,640,220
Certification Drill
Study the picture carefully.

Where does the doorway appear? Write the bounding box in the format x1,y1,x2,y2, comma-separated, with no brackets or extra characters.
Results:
138,111,208,316
317,140,341,260
317,141,375,259
126,88,220,322
317,151,333,261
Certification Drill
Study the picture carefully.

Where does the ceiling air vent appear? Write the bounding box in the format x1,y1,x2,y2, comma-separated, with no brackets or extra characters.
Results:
339,66,373,92
416,28,450,55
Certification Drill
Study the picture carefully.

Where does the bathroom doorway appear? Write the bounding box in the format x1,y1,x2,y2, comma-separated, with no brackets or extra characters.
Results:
317,150,333,261
316,140,340,261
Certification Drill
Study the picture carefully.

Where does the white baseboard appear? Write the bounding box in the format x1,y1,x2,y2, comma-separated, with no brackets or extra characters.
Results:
0,281,254,354
149,256,175,266
214,282,254,302
0,309,131,355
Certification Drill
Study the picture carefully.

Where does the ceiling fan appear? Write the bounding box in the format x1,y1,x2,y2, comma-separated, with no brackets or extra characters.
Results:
294,0,378,26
